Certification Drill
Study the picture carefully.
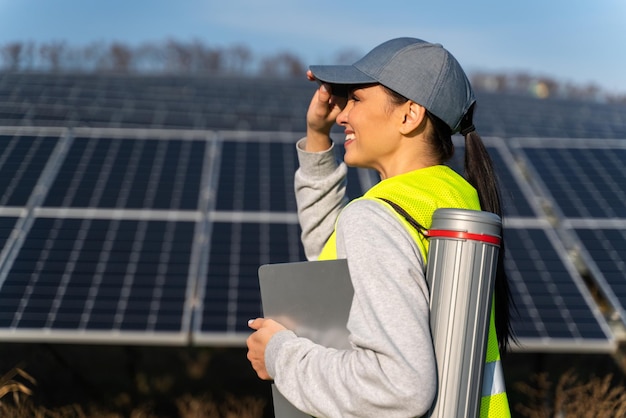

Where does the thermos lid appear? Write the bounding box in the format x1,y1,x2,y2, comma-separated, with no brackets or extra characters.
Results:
430,208,501,240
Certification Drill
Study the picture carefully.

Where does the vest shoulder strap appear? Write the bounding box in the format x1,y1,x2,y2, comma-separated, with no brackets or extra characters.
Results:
375,197,428,236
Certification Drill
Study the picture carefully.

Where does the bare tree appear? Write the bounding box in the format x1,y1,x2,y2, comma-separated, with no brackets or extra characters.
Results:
39,41,66,72
224,44,252,74
1,42,24,71
0,38,621,102
21,41,36,70
205,48,223,74
187,39,205,73
164,39,193,73
81,41,108,72
134,41,165,73
110,42,133,73
259,52,304,78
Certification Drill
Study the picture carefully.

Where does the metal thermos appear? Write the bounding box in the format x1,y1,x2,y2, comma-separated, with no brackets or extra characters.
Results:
425,208,502,418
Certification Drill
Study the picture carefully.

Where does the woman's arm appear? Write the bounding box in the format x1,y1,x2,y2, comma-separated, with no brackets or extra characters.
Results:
295,76,350,260
265,199,436,417
294,138,348,260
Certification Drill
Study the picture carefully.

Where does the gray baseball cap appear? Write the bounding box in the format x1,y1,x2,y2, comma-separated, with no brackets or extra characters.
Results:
309,37,475,133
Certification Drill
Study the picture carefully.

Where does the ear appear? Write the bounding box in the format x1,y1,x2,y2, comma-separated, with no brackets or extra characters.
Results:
399,102,427,135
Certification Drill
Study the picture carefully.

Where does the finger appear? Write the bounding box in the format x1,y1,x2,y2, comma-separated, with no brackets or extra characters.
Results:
306,69,315,81
247,318,264,330
317,83,332,103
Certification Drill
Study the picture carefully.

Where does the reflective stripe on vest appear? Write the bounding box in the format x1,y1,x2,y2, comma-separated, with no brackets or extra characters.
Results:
482,360,506,397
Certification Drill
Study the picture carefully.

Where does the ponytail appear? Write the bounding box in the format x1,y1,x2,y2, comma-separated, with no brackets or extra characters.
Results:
460,103,515,352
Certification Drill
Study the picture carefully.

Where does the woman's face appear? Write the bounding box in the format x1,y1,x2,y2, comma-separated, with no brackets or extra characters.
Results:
335,84,406,178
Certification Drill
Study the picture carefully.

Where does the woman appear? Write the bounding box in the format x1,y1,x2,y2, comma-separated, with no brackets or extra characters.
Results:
247,37,513,417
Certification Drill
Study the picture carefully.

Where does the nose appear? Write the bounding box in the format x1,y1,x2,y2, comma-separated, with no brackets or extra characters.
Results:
336,100,352,126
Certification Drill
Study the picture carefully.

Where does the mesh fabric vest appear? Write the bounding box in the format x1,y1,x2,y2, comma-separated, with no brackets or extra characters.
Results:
318,165,510,417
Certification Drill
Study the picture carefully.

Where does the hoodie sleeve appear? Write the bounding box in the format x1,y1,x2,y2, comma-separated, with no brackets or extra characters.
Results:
294,138,349,260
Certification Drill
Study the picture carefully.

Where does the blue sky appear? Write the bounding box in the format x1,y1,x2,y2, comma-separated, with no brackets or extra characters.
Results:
1,0,625,92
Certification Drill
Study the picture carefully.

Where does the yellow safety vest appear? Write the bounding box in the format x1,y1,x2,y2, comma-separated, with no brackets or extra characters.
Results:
318,165,510,417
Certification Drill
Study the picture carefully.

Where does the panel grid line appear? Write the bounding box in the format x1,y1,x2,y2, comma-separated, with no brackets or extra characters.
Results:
190,134,223,341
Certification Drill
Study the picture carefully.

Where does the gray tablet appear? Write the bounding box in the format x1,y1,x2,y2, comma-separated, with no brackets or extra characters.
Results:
258,259,354,418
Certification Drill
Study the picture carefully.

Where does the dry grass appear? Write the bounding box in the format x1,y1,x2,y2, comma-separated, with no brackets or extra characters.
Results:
176,394,265,418
6,359,626,417
515,369,626,418
0,394,265,418
0,366,36,405
0,364,266,418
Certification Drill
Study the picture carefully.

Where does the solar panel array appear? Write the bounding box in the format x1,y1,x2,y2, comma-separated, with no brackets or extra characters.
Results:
0,72,624,353
0,129,212,344
2,73,626,138
449,139,614,352
511,138,626,343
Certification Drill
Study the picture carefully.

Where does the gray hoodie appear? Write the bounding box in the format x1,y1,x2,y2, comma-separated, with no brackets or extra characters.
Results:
264,139,436,418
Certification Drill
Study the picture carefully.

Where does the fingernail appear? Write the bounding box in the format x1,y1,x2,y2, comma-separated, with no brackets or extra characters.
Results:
320,84,328,92
248,319,255,326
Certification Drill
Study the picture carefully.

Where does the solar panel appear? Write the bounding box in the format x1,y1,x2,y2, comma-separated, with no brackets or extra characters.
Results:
513,139,626,218
214,134,373,213
0,216,18,251
474,93,626,138
0,133,59,206
0,127,212,344
2,73,625,137
43,135,206,210
0,73,316,131
0,216,197,343
509,137,626,339
0,125,615,352
193,221,305,344
554,223,626,329
215,139,299,212
428,136,614,350
574,227,626,297
505,225,613,351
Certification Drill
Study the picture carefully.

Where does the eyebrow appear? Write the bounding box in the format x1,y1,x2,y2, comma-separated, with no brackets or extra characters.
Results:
348,83,378,96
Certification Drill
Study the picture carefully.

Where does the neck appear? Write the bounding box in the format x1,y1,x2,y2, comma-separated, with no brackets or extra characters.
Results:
376,142,439,180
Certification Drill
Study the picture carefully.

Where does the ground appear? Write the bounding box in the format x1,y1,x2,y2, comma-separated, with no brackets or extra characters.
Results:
1,343,626,417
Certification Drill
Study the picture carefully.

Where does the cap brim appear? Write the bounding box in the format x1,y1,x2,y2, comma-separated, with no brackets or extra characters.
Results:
309,65,376,85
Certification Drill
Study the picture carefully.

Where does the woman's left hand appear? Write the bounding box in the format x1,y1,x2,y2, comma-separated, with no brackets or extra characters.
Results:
246,318,287,380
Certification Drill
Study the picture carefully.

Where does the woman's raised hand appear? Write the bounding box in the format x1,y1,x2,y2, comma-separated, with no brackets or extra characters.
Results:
304,70,346,152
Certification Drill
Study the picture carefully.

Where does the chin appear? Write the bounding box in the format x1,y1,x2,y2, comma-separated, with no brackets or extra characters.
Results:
343,155,357,167
343,157,367,169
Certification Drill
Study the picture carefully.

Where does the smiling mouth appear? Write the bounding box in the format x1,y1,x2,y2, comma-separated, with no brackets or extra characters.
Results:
345,133,356,145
